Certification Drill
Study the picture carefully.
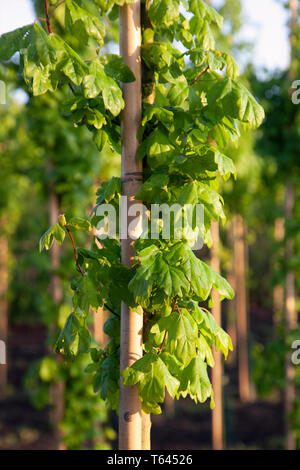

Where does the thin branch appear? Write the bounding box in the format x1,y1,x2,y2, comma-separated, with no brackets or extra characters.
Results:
44,0,52,33
68,83,76,95
191,66,209,86
158,330,168,355
103,303,120,318
65,225,86,277
65,226,119,317
176,304,182,316
49,0,66,18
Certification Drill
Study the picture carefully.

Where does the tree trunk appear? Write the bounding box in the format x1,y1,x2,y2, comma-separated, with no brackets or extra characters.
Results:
0,219,8,399
284,183,297,450
48,179,65,450
226,221,236,366
93,307,108,347
233,214,251,403
273,217,284,325
119,1,144,450
211,221,223,450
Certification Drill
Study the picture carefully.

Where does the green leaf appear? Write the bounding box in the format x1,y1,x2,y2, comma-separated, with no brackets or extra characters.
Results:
223,52,240,79
85,108,106,130
215,325,233,360
55,313,91,357
83,61,124,116
167,75,189,107
95,177,121,206
94,129,109,152
189,0,223,29
73,274,100,313
50,34,88,86
148,0,180,27
135,173,169,203
32,65,53,95
39,223,65,252
122,352,180,414
33,23,57,66
67,217,92,232
197,334,214,367
0,24,34,61
142,104,174,127
103,54,135,83
214,149,236,180
65,0,105,47
158,309,198,365
129,244,191,301
222,79,265,128
93,354,120,412
178,355,213,404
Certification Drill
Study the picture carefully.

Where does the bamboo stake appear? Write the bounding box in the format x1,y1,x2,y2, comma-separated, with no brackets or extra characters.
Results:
211,221,223,450
233,214,251,403
119,1,143,450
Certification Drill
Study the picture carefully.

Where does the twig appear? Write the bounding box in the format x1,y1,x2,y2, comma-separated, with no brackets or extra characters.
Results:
103,303,120,318
64,225,119,318
176,304,182,315
44,0,52,33
49,0,66,18
191,66,209,86
200,306,211,313
65,225,86,277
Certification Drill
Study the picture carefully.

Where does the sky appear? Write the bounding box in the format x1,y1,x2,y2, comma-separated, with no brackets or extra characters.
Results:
0,0,291,72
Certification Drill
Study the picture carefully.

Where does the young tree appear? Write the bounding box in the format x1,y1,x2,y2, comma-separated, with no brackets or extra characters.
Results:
0,0,264,449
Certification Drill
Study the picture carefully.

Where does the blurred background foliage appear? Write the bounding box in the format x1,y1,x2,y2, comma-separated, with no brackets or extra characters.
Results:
0,0,299,450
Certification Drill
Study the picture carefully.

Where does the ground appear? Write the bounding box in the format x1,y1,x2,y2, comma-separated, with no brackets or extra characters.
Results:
0,322,285,450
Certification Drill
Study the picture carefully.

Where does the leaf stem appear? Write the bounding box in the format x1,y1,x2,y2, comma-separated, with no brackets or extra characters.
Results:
176,304,182,315
65,225,86,277
103,303,120,318
65,226,119,318
49,0,66,18
44,0,52,34
191,66,209,85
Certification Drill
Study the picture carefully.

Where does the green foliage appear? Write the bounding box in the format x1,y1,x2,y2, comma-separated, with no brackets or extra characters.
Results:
2,0,263,417
25,353,114,450
39,223,65,251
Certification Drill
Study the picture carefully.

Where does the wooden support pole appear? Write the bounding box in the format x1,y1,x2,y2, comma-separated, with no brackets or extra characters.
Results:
119,1,143,450
211,221,223,450
233,214,251,403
